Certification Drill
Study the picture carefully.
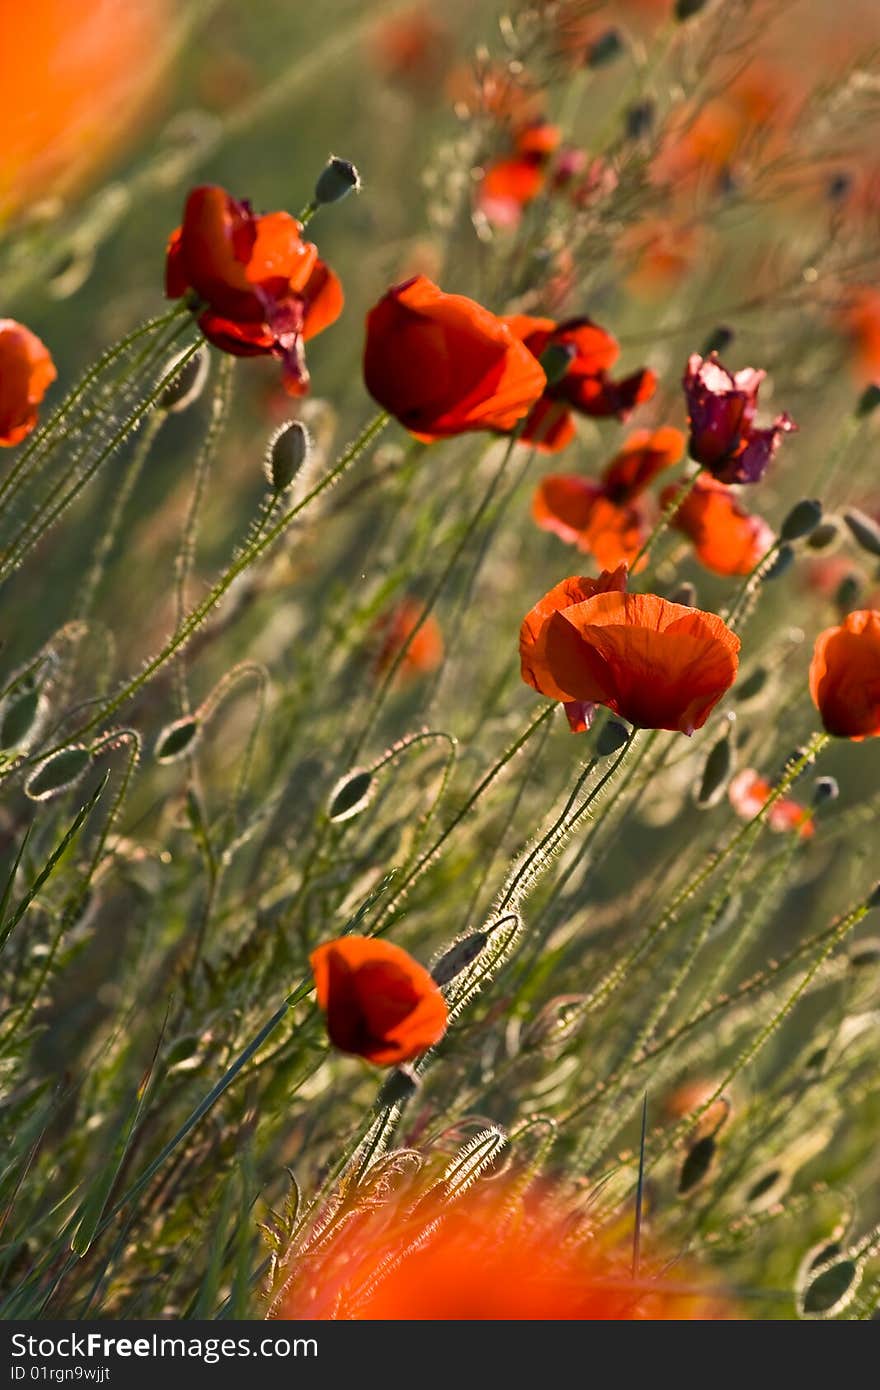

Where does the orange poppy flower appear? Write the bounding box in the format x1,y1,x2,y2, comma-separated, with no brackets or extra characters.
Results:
533,427,684,568
371,6,453,92
371,599,444,682
363,276,546,440
275,1173,734,1320
836,286,880,385
662,474,774,576
809,610,880,740
310,936,448,1066
503,315,656,451
165,185,343,395
728,769,814,838
0,319,57,446
521,585,739,734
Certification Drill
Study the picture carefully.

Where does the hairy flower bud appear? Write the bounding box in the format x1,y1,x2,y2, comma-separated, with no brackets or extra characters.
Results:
264,420,311,491
314,156,361,206
780,498,822,542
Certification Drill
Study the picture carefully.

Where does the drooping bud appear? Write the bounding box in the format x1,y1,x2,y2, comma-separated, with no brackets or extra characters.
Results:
264,420,311,492
736,666,768,702
25,745,92,801
695,728,734,807
843,507,880,558
155,716,201,764
327,768,374,823
538,341,577,387
834,573,862,615
596,719,629,757
812,775,839,807
867,882,880,910
432,932,488,987
314,156,361,206
587,27,623,68
807,518,842,551
699,324,734,359
159,346,209,413
0,684,43,749
678,1135,715,1194
780,498,822,542
763,543,795,580
855,382,880,419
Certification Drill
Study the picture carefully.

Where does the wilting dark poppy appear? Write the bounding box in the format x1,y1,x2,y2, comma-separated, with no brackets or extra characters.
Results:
0,319,56,446
728,769,814,837
165,185,343,395
371,599,444,682
533,427,683,567
521,583,739,735
809,609,880,739
363,276,546,440
503,314,656,450
682,352,795,483
662,473,774,575
310,936,448,1065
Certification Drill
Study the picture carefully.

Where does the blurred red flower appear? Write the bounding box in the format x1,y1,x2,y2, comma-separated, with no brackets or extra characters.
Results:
310,935,447,1066
521,583,739,734
371,599,444,682
363,276,546,439
0,319,57,446
477,122,562,227
371,6,453,92
836,286,880,385
683,352,796,484
809,609,880,739
533,427,684,568
504,315,657,450
662,474,774,576
728,769,814,837
165,185,343,396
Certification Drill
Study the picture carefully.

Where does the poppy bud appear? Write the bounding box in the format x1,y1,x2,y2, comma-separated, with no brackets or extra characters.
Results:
868,882,880,909
669,581,697,607
843,507,880,558
159,346,209,413
624,100,655,140
25,745,92,801
327,768,374,822
314,156,361,206
763,543,794,580
377,1066,420,1107
596,719,630,756
538,340,577,387
678,1135,715,1194
696,730,733,807
155,716,201,764
675,0,710,18
812,775,839,807
780,498,822,542
699,325,734,358
264,420,311,491
0,684,43,749
431,932,488,987
834,573,862,615
855,383,880,419
850,939,880,966
826,170,853,203
807,519,842,551
735,665,768,701
799,1259,859,1318
587,27,623,68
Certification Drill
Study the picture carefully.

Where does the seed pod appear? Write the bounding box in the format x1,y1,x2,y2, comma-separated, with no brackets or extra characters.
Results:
696,731,733,807
159,346,209,413
587,27,623,67
596,719,629,757
678,1135,715,1194
25,745,92,801
432,932,487,987
763,543,795,580
855,382,880,418
843,507,880,558
539,341,577,386
264,421,311,491
699,325,734,358
780,498,822,542
327,768,374,823
812,775,838,807
155,716,200,764
314,156,361,205
806,519,841,551
0,685,43,749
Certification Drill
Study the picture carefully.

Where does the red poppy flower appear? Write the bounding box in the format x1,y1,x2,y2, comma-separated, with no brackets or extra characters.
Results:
521,584,739,734
836,286,880,385
310,936,448,1066
371,599,444,682
809,609,880,740
0,319,57,446
275,1174,735,1320
363,276,546,440
728,769,814,838
682,352,795,484
477,121,562,229
165,185,343,395
533,427,684,568
662,473,774,576
504,315,656,451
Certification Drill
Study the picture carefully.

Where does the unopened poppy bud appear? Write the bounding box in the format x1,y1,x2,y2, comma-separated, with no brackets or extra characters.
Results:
850,938,880,966
699,325,734,358
264,420,311,491
868,882,880,909
377,1066,420,1107
159,346,209,413
834,573,862,615
0,684,42,749
624,100,655,140
314,156,361,206
155,715,200,764
327,768,374,822
678,1135,715,1194
780,498,822,542
736,665,768,701
25,745,92,801
432,932,488,987
538,341,577,387
587,27,623,67
763,543,794,581
812,775,839,807
669,581,697,607
855,382,880,419
675,0,710,18
596,719,629,757
843,507,880,558
807,519,842,551
696,731,733,807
